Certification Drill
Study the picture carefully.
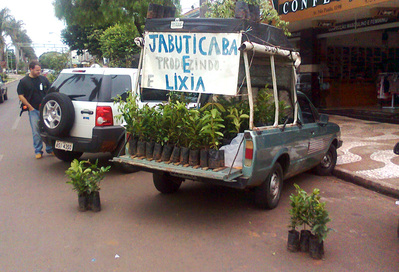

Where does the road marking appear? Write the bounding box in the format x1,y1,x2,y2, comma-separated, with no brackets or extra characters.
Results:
12,117,21,131
0,155,3,162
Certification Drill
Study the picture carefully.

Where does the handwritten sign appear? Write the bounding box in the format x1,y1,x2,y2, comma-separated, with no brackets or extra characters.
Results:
142,32,241,95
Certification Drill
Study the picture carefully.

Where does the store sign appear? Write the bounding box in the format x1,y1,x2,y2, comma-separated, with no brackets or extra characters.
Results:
278,0,393,22
312,20,336,28
142,32,241,95
371,8,399,18
327,17,390,32
279,0,334,15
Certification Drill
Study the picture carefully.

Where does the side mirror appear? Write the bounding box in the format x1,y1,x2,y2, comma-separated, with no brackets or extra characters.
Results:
318,114,329,126
394,142,399,155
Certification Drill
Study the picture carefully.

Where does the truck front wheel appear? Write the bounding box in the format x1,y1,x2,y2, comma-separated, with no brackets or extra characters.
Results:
254,162,283,209
153,172,182,194
314,144,337,176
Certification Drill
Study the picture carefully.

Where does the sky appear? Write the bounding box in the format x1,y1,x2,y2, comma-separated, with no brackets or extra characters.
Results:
3,0,67,57
2,0,199,57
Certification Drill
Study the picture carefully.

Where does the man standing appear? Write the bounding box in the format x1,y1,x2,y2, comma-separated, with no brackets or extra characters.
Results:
17,60,53,159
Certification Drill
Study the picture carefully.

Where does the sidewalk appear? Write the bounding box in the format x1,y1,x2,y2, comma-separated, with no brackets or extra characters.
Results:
330,115,399,199
5,73,23,84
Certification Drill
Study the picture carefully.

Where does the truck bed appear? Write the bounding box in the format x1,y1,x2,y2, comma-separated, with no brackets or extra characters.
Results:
112,155,243,183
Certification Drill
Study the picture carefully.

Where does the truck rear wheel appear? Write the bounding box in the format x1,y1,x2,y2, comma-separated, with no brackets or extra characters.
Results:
254,162,283,209
153,172,182,194
314,144,337,176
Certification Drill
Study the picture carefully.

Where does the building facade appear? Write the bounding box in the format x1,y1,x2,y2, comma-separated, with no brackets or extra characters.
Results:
279,0,399,108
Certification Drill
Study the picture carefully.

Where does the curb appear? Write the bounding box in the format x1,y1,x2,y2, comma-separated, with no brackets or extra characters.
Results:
333,167,399,199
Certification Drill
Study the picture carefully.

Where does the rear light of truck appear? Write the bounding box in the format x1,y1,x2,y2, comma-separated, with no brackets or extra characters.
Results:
96,106,113,126
244,139,253,167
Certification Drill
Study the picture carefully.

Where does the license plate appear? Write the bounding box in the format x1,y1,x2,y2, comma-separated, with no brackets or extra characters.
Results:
55,141,73,151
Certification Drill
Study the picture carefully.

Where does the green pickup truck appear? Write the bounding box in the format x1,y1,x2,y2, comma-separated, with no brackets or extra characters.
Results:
112,18,342,209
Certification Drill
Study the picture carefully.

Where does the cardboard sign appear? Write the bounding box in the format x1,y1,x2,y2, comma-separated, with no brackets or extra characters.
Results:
142,32,241,95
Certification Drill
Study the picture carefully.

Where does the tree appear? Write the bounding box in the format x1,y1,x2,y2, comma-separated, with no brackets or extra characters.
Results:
54,0,180,37
0,8,36,72
61,24,107,57
99,23,140,67
39,51,69,73
204,0,290,36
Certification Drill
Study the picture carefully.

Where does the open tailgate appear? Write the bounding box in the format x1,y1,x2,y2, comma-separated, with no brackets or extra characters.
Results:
112,155,243,182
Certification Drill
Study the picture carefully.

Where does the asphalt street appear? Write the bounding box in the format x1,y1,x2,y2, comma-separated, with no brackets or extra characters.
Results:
0,76,398,271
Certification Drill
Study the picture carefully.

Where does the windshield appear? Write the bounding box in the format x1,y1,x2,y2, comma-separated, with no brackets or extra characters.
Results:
49,73,103,101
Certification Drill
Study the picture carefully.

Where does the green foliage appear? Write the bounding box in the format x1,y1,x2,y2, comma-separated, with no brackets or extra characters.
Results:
99,23,140,68
0,73,8,82
137,104,159,141
65,159,111,195
200,102,226,149
204,0,290,36
161,99,189,146
61,25,107,57
55,0,181,60
0,8,37,65
308,189,332,242
254,85,290,125
183,109,205,149
39,52,69,73
115,92,140,137
46,72,60,84
289,184,311,230
289,184,332,242
226,107,249,134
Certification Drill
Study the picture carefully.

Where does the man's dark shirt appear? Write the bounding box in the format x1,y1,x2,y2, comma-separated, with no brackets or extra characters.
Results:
17,75,51,110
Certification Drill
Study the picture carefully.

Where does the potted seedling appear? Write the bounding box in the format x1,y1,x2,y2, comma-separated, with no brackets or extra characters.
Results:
115,92,140,156
308,188,331,259
288,184,304,252
288,184,331,259
66,159,111,212
153,106,168,161
185,109,205,166
200,101,225,169
288,184,313,252
169,100,189,163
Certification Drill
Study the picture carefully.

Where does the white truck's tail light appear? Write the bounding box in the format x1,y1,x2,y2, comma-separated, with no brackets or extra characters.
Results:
96,106,113,126
244,140,253,167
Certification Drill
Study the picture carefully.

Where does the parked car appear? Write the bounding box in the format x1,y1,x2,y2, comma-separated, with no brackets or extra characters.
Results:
0,77,8,103
39,68,141,165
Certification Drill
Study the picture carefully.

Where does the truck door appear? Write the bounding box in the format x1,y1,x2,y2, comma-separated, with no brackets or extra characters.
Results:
297,94,328,167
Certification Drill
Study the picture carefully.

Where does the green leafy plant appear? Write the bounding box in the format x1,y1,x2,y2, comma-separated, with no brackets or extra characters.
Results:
289,184,311,230
137,104,158,142
200,101,226,150
115,92,139,138
308,188,332,242
160,99,189,146
288,184,332,242
226,107,249,134
65,159,111,196
254,85,290,126
184,109,206,150
204,0,291,36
